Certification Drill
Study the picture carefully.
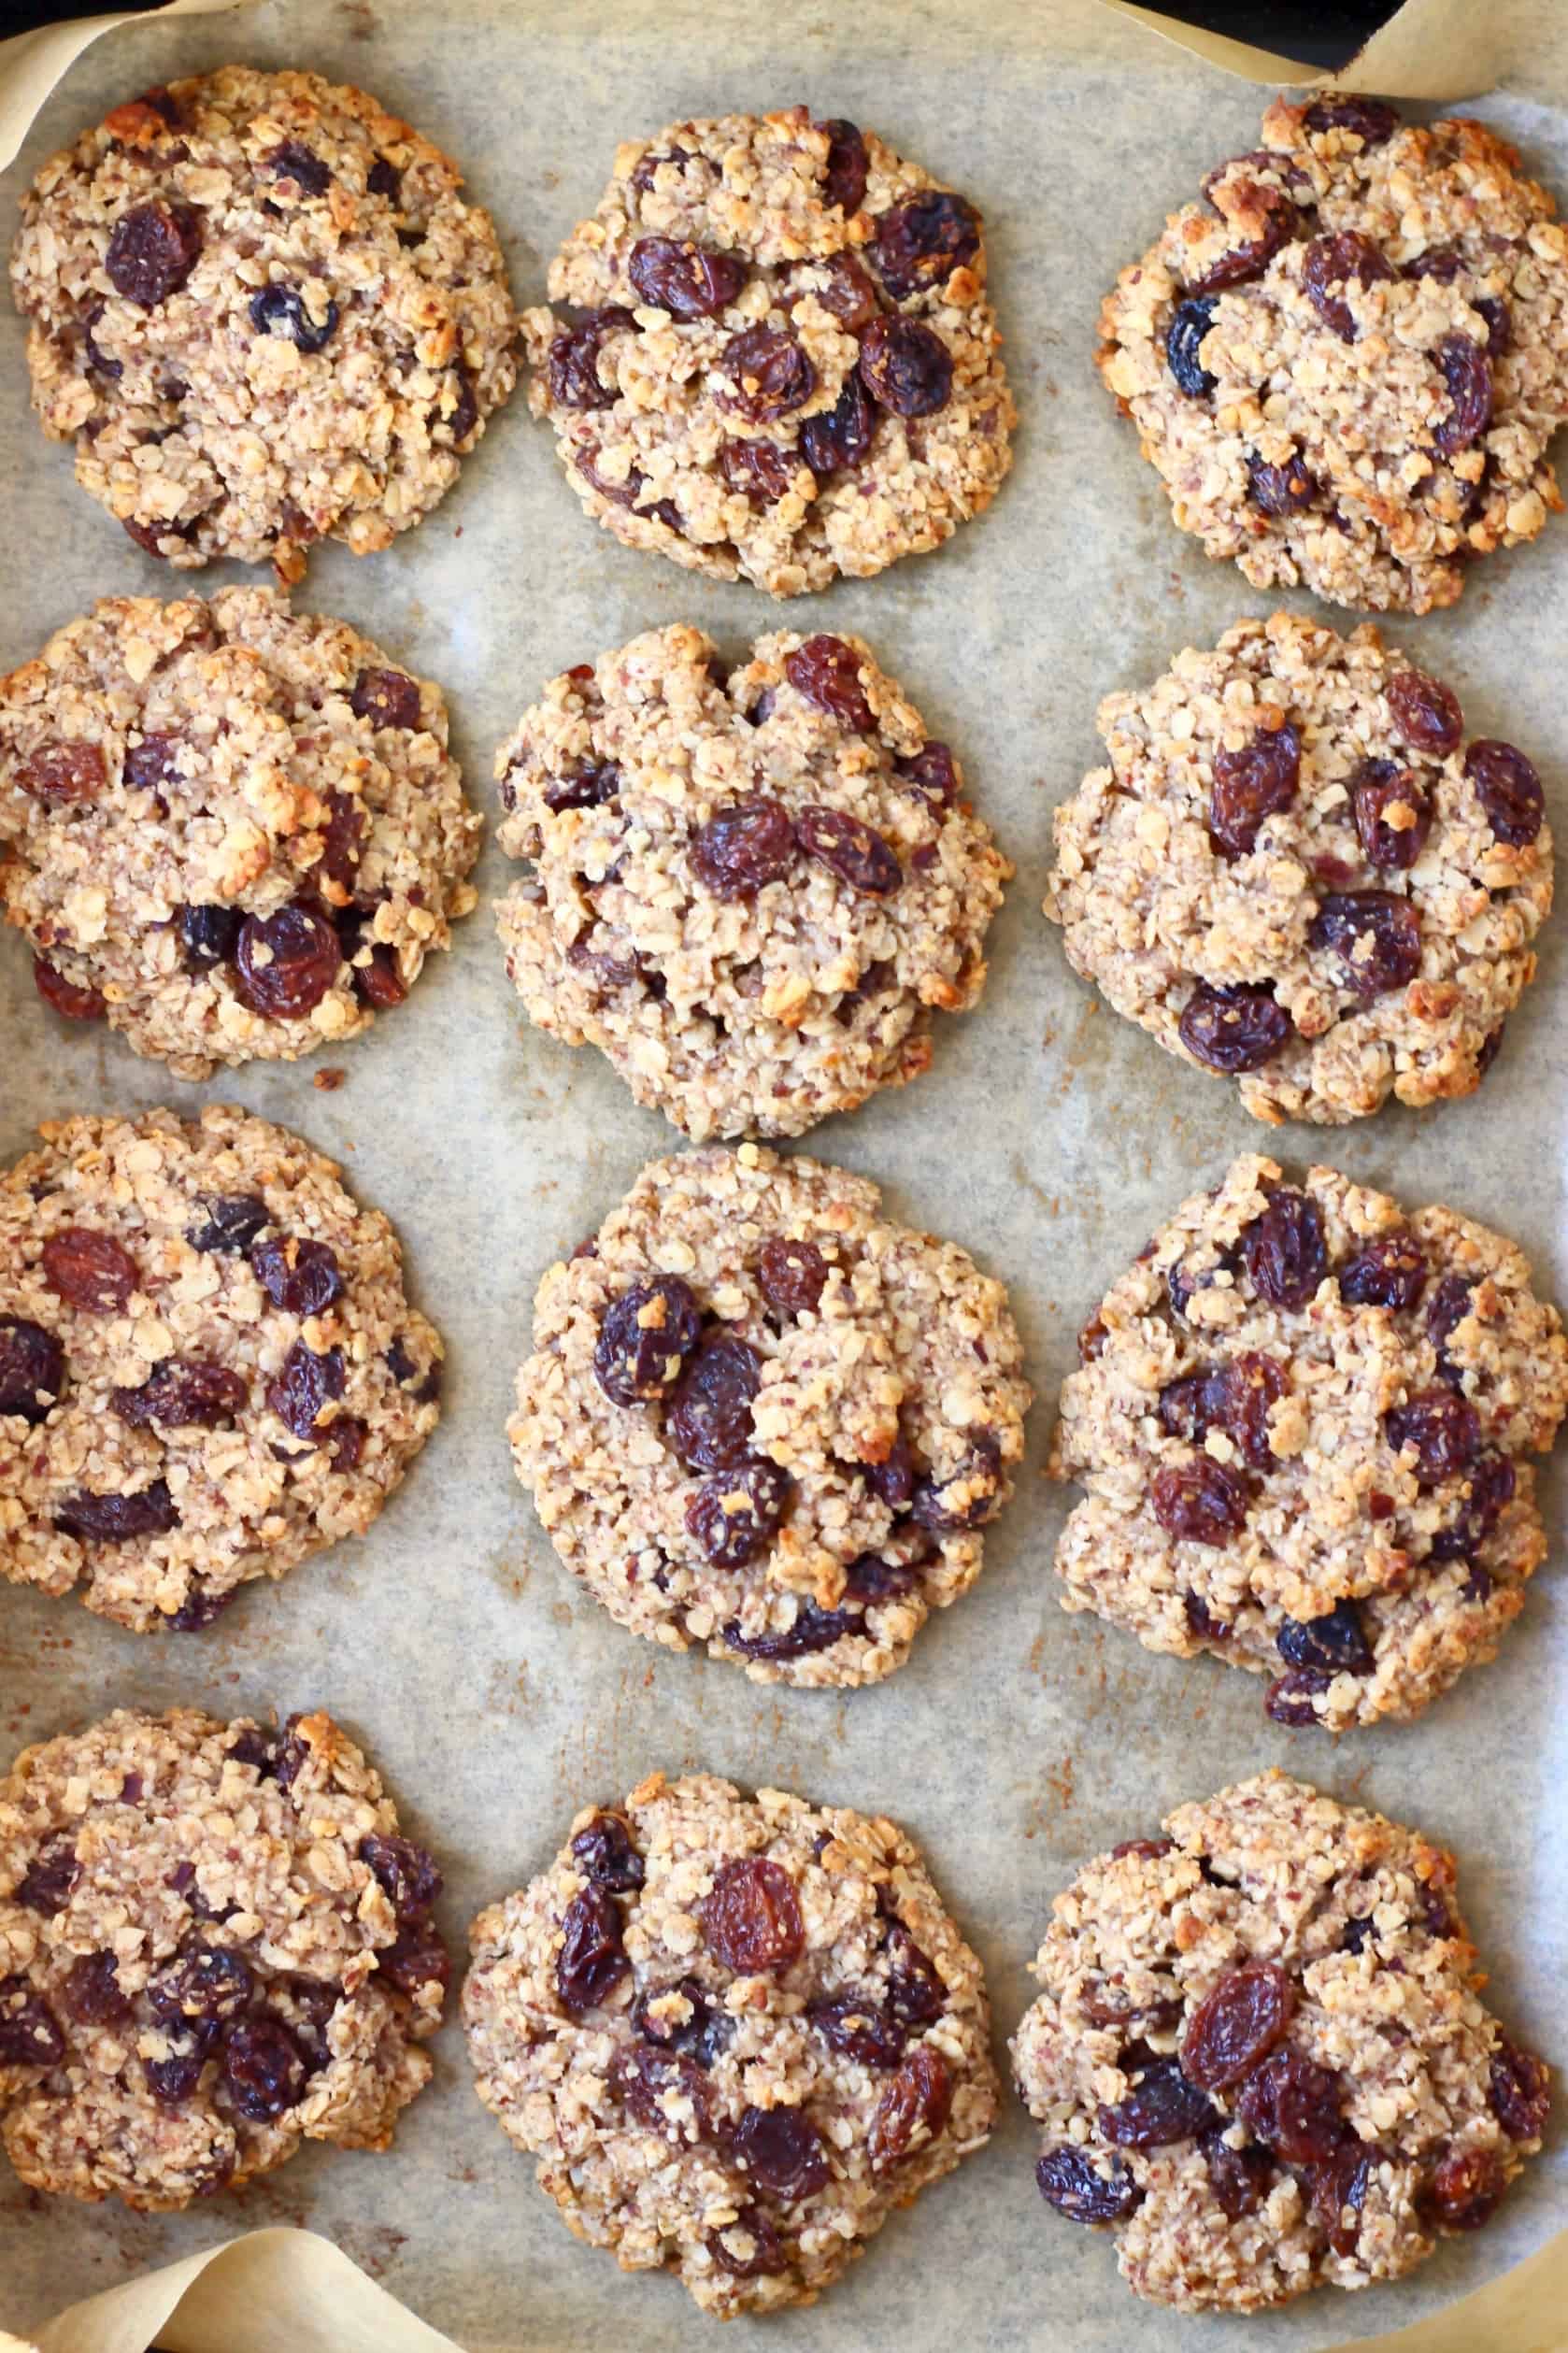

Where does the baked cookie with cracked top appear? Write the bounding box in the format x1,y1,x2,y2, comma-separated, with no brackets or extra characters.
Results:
1098,93,1568,611
463,1769,998,2316
10,65,517,576
0,589,481,1079
508,1144,1030,1687
0,1105,444,1633
1053,1154,1568,1731
1013,1771,1551,2311
494,623,1007,1140
520,105,1014,595
0,1705,448,2210
1045,613,1552,1124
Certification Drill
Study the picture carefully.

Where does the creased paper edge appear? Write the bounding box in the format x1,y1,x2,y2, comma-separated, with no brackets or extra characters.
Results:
0,0,249,176
1093,0,1509,93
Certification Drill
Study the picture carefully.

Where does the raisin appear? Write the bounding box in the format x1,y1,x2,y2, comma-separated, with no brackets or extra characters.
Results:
858,317,953,417
0,1319,64,1422
120,732,182,793
1338,1231,1426,1312
1264,1667,1332,1725
0,1980,64,2068
1313,890,1424,996
1248,452,1319,521
1385,668,1462,755
628,235,746,319
32,957,105,1021
570,1814,645,1894
1309,2143,1376,2252
178,903,241,971
266,138,330,196
871,192,980,299
105,201,202,305
361,1832,442,1921
722,1602,861,1661
144,2039,209,2105
42,1230,138,1319
862,1439,918,1513
718,326,815,422
234,904,340,1020
1277,1600,1374,1677
911,1432,1004,1532
709,2203,788,2277
250,1236,344,1316
1035,2146,1140,2224
15,1838,78,1916
803,253,879,331
266,1340,346,1439
686,1458,791,1565
1200,2127,1274,2219
1302,232,1393,340
731,2103,830,2200
1210,721,1301,856
81,303,122,380
149,1946,253,2023
1433,334,1491,455
555,1886,629,2016
796,806,900,893
691,795,796,897
1099,2056,1219,2147
633,1975,729,2065
1178,981,1293,1073
759,1236,828,1317
1184,1590,1230,1641
165,1582,235,1631
1242,1190,1327,1312
366,156,402,202
718,436,799,506
1151,1461,1251,1546
1386,1388,1480,1481
1430,1450,1515,1561
1166,296,1219,395
844,1556,919,1610
871,2045,952,2164
785,635,875,731
249,283,338,352
188,1194,269,1255
703,1857,804,1974
1423,2144,1503,2232
872,1924,943,2029
1189,221,1296,295
1235,2047,1346,2162
808,1995,906,2069
593,1277,702,1404
667,1334,762,1472
378,1922,450,1999
613,2042,713,2142
539,759,617,818
18,740,106,804
113,1357,248,1428
800,373,877,474
1427,1275,1475,1389
1466,741,1544,847
349,668,421,731
896,741,960,806
1303,95,1399,144
60,1950,130,2024
818,119,868,215
547,307,632,409
1490,2041,1550,2140
221,2017,306,2121
1351,760,1433,870
434,362,479,445
1158,1353,1286,1471
1181,1964,1295,2091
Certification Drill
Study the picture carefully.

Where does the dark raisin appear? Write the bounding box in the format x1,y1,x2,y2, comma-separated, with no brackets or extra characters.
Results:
1385,1388,1480,1481
703,1857,805,1973
367,155,402,202
870,2045,952,2164
266,139,330,196
759,1236,828,1317
911,1432,1004,1532
1340,1231,1428,1310
1309,2143,1376,2252
121,731,183,792
1035,2146,1141,2224
547,307,633,409
0,1319,64,1422
686,1457,791,1566
1178,981,1293,1073
784,635,875,731
249,283,338,352
40,1228,138,1313
250,1236,344,1317
723,1602,861,1661
882,1924,947,2026
1158,1353,1286,1471
434,362,479,445
61,1950,131,2024
1303,95,1399,145
593,1277,702,1405
667,1334,762,1472
845,1554,920,1606
166,1582,235,1631
221,2016,306,2121
113,1357,248,1428
1466,741,1544,848
570,1814,645,1894
1185,1590,1231,1640
1210,721,1301,857
555,1886,629,2015
731,2103,830,2200
1277,1600,1374,1676
861,1439,918,1514
1351,760,1433,870
1423,2144,1504,2231
18,741,107,804
628,235,746,319
105,201,202,305
33,957,107,1021
1429,1449,1515,1561
718,436,799,506
1182,1965,1297,2094
81,302,123,379
1188,220,1297,295
542,759,620,816
796,806,900,894
896,741,960,806
691,796,796,897
871,192,980,299
803,253,880,331
1235,2046,1347,2162
1385,668,1463,755
858,316,953,417
613,2042,713,2142
378,1922,450,1999
1099,2055,1219,2147
1303,232,1394,340
807,1995,906,2069
1150,1461,1251,1545
0,1980,64,2068
1247,449,1319,515
349,668,421,731
235,904,341,1020
718,326,815,422
351,946,406,1012
818,119,868,215
1433,334,1492,455
361,1832,442,1921
55,1481,178,1541
1243,1190,1328,1312
1265,1667,1333,1725
709,2203,788,2277
312,793,367,902
188,1194,269,1255
800,372,877,473
1166,296,1219,396
633,1975,729,2064
1203,2127,1276,2219
149,1946,253,2023
178,903,242,971
145,2041,207,2105
266,1341,346,1440
1427,1275,1475,1389
1489,2041,1550,2141
14,1838,78,1915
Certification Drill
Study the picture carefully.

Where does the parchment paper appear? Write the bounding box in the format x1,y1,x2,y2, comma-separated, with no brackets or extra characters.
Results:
0,3,1562,2348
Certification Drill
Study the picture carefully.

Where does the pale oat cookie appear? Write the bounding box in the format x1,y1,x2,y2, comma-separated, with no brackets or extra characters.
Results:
494,624,1007,1140
463,1770,998,2317
1044,612,1552,1125
0,1105,444,1633
1013,1771,1551,2313
10,65,517,574
0,589,481,1080
1098,93,1568,611
520,106,1014,596
1051,1155,1568,1732
508,1145,1030,1688
0,1705,448,2211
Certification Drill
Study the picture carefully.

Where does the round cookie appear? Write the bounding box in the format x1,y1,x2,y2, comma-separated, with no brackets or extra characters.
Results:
1045,612,1552,1125
1012,1771,1551,2312
520,105,1014,596
1097,94,1568,611
0,1105,445,1633
463,1769,998,2317
0,1705,448,2210
494,624,1007,1139
1052,1154,1568,1731
508,1144,1030,1687
10,66,517,575
0,589,481,1079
